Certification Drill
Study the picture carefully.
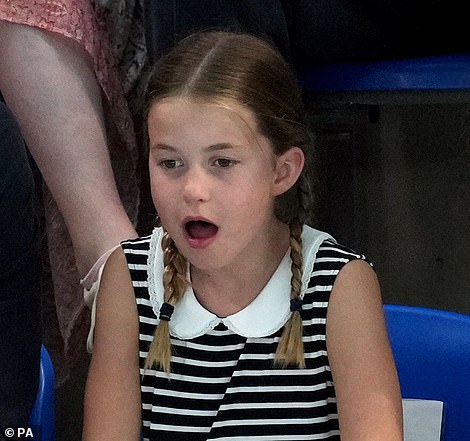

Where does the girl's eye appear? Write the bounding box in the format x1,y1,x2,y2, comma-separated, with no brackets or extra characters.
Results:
214,158,234,168
159,159,183,169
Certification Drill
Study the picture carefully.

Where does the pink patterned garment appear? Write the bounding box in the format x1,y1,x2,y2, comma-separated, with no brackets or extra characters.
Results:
0,0,140,382
0,0,136,147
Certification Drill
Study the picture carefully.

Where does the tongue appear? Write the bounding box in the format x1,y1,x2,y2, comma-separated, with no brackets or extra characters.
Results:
187,221,218,239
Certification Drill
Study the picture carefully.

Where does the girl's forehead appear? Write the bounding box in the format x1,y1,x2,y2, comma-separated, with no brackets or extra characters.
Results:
148,97,269,149
149,97,255,124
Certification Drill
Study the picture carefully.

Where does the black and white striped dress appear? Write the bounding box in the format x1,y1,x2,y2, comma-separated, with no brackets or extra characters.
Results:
122,226,368,441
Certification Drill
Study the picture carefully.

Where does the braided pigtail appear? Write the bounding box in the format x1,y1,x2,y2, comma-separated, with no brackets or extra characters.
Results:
275,217,305,368
145,231,188,373
275,174,312,368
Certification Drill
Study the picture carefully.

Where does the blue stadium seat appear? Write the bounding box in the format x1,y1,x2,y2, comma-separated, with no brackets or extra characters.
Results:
384,304,470,441
29,345,55,441
298,54,470,107
299,54,470,92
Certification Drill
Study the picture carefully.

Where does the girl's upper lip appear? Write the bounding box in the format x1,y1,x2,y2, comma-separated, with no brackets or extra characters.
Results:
182,216,217,226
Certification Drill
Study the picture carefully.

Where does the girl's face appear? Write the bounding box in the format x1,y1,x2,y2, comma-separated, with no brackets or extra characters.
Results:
148,97,302,273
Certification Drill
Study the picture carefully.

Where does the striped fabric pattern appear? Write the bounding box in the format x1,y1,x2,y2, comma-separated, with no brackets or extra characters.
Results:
122,235,367,441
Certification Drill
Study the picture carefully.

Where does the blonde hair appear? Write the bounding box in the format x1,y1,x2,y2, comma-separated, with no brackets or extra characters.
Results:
144,31,315,372
144,231,188,372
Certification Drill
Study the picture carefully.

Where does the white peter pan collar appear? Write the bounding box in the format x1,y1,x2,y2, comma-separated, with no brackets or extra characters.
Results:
147,226,333,339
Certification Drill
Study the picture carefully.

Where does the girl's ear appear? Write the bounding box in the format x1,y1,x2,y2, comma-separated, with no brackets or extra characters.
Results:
272,146,305,196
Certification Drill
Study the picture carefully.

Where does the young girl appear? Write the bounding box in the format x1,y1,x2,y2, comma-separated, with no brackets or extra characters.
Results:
83,31,403,441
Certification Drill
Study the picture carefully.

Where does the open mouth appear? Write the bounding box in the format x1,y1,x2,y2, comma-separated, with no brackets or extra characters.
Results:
184,220,219,239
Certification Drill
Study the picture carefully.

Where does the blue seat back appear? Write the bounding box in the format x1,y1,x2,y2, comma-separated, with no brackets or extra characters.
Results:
29,345,55,441
299,55,470,92
384,304,470,441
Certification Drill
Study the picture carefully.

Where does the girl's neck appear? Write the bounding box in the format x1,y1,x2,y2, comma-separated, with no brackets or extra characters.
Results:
190,222,291,317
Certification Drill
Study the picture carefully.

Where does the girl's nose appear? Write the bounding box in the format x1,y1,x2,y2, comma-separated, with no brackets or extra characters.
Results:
182,167,211,204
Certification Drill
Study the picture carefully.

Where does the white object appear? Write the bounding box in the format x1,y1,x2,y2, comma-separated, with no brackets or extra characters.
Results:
403,399,444,441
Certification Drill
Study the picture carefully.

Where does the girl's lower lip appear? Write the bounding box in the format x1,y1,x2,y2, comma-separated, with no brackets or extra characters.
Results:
184,231,217,249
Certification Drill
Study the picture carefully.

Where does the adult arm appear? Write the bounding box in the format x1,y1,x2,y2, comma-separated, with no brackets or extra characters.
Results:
0,20,136,277
82,248,141,440
327,259,403,440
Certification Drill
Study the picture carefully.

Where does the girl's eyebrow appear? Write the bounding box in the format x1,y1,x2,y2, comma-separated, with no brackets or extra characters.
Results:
150,143,177,152
151,142,237,152
205,142,235,152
